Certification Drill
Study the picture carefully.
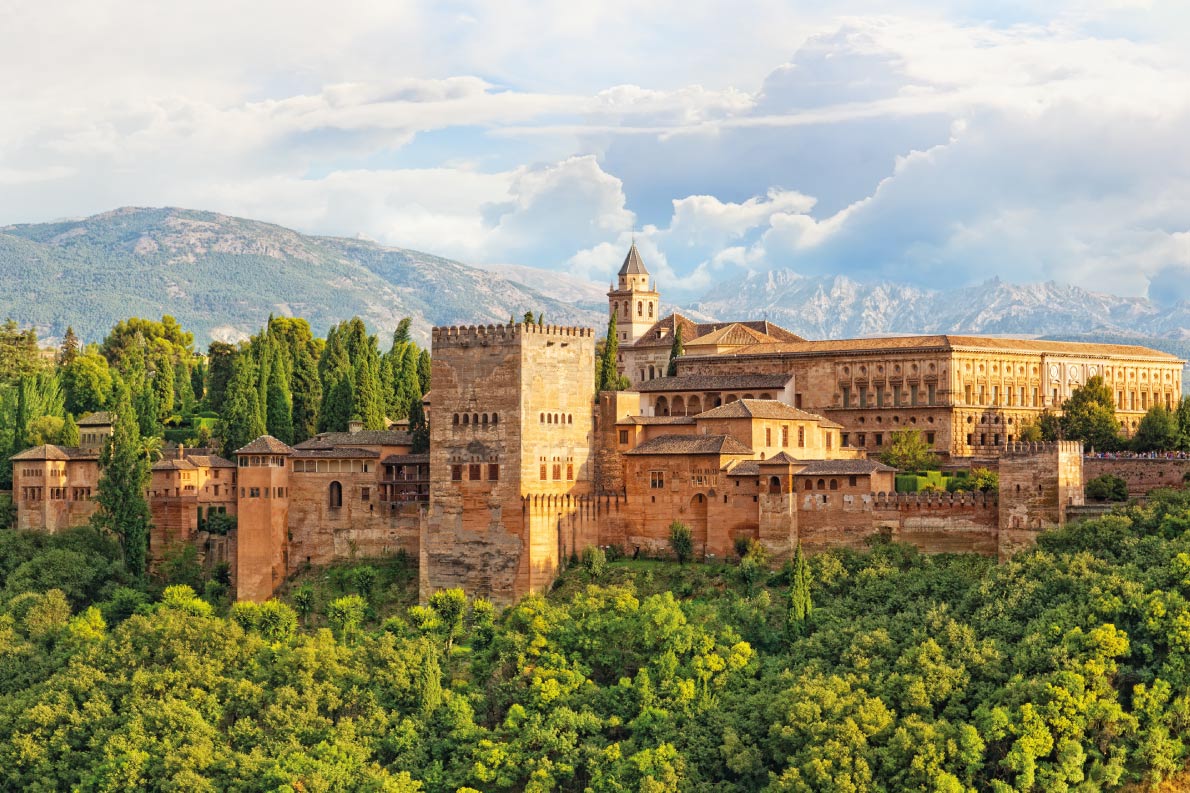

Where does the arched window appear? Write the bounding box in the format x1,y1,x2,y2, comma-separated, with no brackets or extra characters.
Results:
637,301,643,316
492,414,499,425
547,414,553,424
829,479,838,491
473,414,479,425
540,413,545,423
329,481,343,509
453,413,459,425
769,476,781,494
567,414,573,424
481,413,488,425
649,303,654,317
648,365,655,379
804,480,812,490
462,414,469,425
817,478,826,490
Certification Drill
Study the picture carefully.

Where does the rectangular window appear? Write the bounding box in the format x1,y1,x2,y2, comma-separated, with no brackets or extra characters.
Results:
966,433,973,446
361,487,371,502
488,464,499,481
566,464,573,481
540,463,547,480
849,475,857,487
1033,387,1040,407
965,384,973,404
841,385,851,408
798,426,805,447
826,432,832,450
979,385,986,404
619,430,629,444
451,465,462,481
841,433,849,447
910,384,919,406
650,471,665,489
876,389,884,407
552,464,562,481
858,386,868,408
992,385,999,405
857,433,866,446
766,427,772,446
926,432,935,444
781,426,788,446
249,487,260,498
875,433,883,447
469,464,481,481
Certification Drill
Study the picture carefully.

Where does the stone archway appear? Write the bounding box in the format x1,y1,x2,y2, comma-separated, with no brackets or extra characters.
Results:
672,395,686,416
687,395,702,415
655,396,669,416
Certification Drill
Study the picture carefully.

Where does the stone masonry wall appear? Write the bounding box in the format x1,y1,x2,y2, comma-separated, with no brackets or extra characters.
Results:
1083,458,1190,498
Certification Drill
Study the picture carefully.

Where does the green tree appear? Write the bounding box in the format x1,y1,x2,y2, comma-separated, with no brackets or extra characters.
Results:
0,318,43,383
265,352,294,444
417,348,431,395
1086,473,1128,501
220,354,266,456
879,429,938,471
1132,404,1179,452
1037,408,1062,441
290,344,321,443
326,594,367,643
428,587,468,651
393,317,413,345
408,396,429,453
60,413,80,447
1017,417,1043,443
204,341,237,413
62,349,113,415
597,313,622,391
523,311,535,325
59,326,80,365
667,324,684,376
787,542,812,638
1061,375,1122,451
91,378,152,581
669,520,694,564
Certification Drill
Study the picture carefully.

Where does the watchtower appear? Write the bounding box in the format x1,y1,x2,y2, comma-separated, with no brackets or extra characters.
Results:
234,435,293,602
422,322,596,603
998,440,1084,558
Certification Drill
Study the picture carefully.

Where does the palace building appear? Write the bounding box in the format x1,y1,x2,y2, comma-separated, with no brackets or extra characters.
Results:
9,244,1185,605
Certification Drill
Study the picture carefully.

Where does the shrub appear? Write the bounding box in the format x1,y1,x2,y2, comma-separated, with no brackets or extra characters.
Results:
205,512,236,535
581,546,607,580
669,521,694,564
1087,473,1128,502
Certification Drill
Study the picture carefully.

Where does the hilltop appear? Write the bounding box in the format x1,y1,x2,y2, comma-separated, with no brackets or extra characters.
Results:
0,207,604,345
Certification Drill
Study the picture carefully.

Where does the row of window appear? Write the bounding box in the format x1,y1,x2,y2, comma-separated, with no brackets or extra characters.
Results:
451,463,500,482
453,412,499,427
539,462,574,481
540,413,574,425
19,487,92,501
842,384,937,408
612,300,654,319
843,431,936,448
241,486,289,499
293,459,371,473
239,456,286,467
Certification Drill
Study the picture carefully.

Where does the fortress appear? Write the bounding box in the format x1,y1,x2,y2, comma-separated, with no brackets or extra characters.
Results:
10,245,1187,603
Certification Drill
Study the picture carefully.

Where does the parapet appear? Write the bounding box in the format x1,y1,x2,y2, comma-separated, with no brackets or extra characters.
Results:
871,491,998,509
1001,440,1084,457
431,323,595,348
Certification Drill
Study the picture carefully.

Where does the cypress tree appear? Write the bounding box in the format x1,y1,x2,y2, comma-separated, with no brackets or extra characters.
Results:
61,413,80,447
191,357,206,402
60,326,80,365
523,311,534,325
393,317,412,345
220,355,266,456
205,341,236,413
409,395,429,453
290,345,321,443
667,324,684,376
92,378,152,581
787,542,813,639
266,353,295,444
173,356,196,416
134,378,162,439
352,348,386,430
152,354,175,424
13,376,29,451
598,313,620,391
417,349,431,395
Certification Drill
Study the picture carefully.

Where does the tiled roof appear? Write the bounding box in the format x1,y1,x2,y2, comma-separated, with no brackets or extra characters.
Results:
381,453,430,465
685,323,775,348
618,243,649,276
703,334,1183,361
293,430,412,449
153,458,197,471
635,373,791,393
10,444,71,461
184,454,236,469
761,451,802,465
725,460,760,477
695,399,842,427
625,416,697,425
291,448,380,459
77,411,114,426
797,459,898,475
631,313,804,349
234,435,295,455
625,434,753,456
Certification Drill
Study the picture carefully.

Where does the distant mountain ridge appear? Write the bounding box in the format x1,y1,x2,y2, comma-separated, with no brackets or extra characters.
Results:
3,207,1188,364
0,207,605,345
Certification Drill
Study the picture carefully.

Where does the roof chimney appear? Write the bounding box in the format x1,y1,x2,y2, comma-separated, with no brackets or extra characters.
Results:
348,419,363,434
177,443,185,460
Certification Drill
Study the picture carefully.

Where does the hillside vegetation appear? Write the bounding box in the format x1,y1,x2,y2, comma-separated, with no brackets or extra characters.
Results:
6,490,1190,790
0,207,602,345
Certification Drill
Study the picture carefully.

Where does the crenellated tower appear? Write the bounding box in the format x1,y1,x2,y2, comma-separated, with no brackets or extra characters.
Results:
607,243,660,345
422,322,596,604
234,435,293,602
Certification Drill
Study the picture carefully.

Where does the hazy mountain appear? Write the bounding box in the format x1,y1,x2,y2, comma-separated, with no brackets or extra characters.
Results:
692,269,1190,354
0,207,604,345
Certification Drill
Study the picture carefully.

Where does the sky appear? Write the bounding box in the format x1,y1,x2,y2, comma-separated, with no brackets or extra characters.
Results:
4,1,1190,304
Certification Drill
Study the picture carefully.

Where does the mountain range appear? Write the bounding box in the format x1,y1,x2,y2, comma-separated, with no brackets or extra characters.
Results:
2,207,1188,365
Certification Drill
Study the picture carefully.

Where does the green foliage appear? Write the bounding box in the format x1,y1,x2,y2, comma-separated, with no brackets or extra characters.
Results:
582,546,608,580
91,378,152,581
879,428,938,471
667,324,684,377
62,348,112,415
1086,473,1129,501
326,593,367,642
597,313,622,392
1062,375,1123,451
219,353,266,456
787,542,812,639
408,396,429,453
1133,403,1180,452
668,520,693,564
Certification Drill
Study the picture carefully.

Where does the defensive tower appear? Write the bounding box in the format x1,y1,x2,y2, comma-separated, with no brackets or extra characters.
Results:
234,436,293,602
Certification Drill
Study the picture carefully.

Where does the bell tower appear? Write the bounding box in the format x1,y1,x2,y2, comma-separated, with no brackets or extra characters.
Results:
607,243,659,345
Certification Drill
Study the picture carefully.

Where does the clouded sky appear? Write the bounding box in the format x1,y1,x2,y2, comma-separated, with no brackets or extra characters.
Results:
5,1,1190,303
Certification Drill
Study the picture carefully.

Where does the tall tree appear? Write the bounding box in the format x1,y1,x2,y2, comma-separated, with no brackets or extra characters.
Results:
290,345,321,443
152,354,175,424
1177,396,1190,451
0,318,43,383
417,349,431,395
220,355,266,457
879,430,937,471
60,413,80,447
393,317,413,345
1061,376,1122,451
62,349,113,416
352,348,386,430
1132,404,1179,452
597,313,621,391
667,325,685,376
205,341,237,413
787,542,813,639
409,396,429,453
92,378,152,581
266,353,295,444
59,326,80,366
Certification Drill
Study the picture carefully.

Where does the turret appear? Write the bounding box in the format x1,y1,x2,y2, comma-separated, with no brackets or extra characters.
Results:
233,435,293,602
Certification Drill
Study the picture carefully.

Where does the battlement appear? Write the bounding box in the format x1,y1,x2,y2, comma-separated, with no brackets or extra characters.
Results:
871,490,998,509
432,323,595,348
1001,440,1083,457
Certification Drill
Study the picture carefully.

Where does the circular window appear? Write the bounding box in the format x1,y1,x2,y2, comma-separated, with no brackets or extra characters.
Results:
928,417,935,424
860,366,867,375
843,366,850,376
877,365,884,374
967,416,974,424
858,416,866,424
910,417,917,424
894,364,901,374
876,416,883,424
929,363,936,373
911,364,919,374
894,416,901,423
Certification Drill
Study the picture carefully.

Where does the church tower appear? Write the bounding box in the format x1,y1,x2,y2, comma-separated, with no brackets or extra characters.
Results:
607,243,659,345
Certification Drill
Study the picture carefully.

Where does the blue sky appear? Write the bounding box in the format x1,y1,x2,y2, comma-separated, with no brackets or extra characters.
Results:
4,1,1190,303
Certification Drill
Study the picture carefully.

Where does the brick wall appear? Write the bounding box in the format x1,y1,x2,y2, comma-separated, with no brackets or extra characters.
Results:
1083,458,1190,498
